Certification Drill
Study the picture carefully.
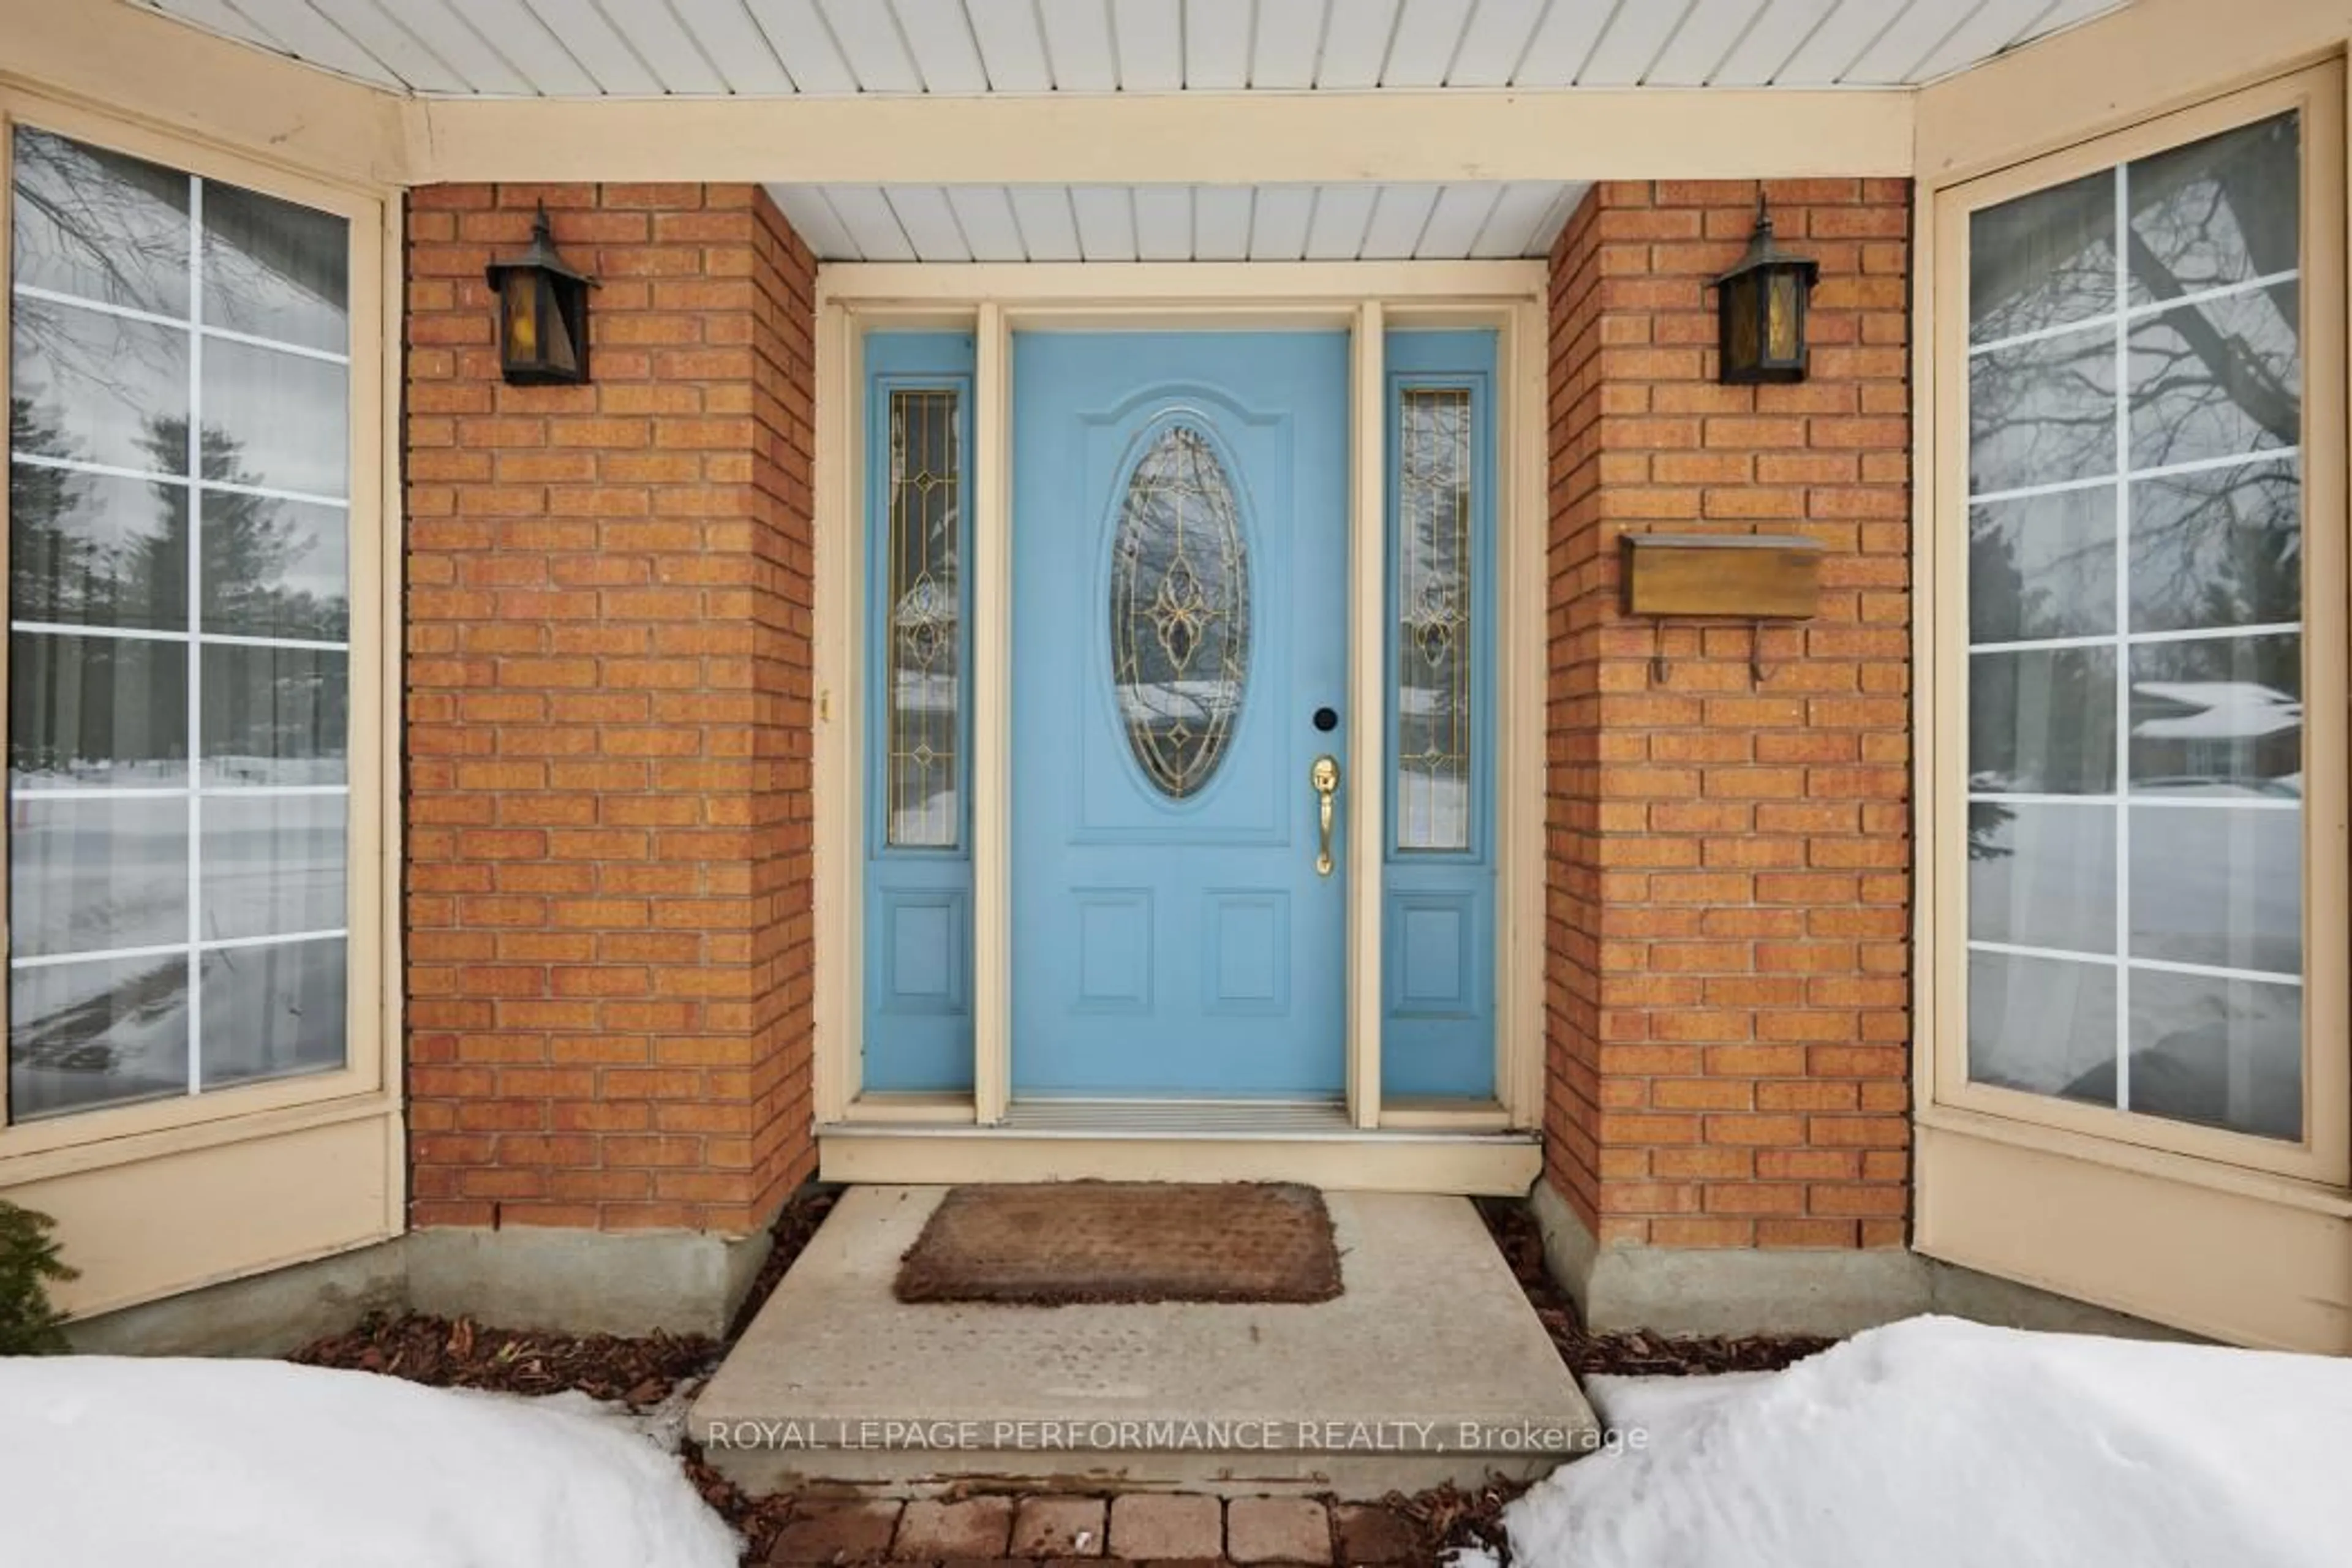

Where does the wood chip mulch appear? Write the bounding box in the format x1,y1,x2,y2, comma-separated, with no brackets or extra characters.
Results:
1476,1196,1836,1378
1389,1477,1529,1565
288,1311,718,1406
288,1186,843,1563
724,1184,840,1340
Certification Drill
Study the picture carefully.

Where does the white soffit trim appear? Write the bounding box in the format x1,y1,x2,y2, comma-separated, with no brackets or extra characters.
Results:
136,0,2133,97
763,180,1589,262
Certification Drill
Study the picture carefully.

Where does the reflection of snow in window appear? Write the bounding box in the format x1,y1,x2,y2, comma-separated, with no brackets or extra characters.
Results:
7,128,352,1121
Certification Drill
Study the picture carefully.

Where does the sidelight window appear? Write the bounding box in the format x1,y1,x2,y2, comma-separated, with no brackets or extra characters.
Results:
1395,385,1474,853
883,387,963,848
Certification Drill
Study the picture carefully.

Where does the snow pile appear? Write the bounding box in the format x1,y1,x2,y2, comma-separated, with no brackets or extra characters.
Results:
1509,1314,2352,1568
0,1355,739,1568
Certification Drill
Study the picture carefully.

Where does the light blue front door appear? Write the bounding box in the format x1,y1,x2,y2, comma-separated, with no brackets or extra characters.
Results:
1011,332,1349,1097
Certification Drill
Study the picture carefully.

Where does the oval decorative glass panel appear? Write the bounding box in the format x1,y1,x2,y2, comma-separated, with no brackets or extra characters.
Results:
1109,423,1251,799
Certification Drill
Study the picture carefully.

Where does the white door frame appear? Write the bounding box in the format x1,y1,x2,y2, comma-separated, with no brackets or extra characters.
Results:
811,262,1548,1133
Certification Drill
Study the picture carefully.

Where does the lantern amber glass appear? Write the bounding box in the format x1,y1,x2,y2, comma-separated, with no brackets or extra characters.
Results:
1766,272,1800,362
501,270,540,363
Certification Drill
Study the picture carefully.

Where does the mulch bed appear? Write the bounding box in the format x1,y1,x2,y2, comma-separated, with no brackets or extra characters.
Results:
726,1183,841,1340
287,1312,717,1405
895,1180,1343,1306
293,1185,845,1562
1476,1196,1836,1378
1385,1478,1526,1565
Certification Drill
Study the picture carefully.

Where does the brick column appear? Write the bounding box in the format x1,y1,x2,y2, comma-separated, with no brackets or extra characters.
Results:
1545,179,1913,1261
403,183,816,1239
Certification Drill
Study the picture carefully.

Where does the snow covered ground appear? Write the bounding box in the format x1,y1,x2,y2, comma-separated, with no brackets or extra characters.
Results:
1507,1315,2352,1568
0,1355,738,1568
13,1315,2351,1567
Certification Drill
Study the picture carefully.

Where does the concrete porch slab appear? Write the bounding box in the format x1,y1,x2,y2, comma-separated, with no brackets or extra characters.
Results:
691,1185,1596,1498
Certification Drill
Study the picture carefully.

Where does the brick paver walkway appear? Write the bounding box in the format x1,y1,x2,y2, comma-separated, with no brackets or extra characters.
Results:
760,1494,1428,1566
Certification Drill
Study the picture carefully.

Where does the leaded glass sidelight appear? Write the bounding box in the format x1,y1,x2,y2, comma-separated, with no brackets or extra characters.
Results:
885,388,962,848
1110,423,1250,799
1397,386,1473,852
1963,108,2307,1143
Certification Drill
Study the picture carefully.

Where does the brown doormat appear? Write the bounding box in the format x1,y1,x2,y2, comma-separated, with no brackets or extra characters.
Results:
894,1181,1343,1306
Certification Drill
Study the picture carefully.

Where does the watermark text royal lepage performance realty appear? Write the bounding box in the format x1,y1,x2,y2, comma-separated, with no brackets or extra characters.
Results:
701,1418,1641,1455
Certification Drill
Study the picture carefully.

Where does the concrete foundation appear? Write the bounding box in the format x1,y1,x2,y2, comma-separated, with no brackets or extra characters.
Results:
405,1225,773,1339
693,1185,1598,1499
67,1241,407,1358
1531,1180,2192,1341
69,1174,2195,1362
65,1217,779,1355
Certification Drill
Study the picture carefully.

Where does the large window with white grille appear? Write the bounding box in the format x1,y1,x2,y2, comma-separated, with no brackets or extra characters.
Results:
1951,78,2342,1166
6,124,354,1123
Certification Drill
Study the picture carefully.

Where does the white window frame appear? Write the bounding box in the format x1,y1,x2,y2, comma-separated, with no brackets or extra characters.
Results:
0,89,399,1175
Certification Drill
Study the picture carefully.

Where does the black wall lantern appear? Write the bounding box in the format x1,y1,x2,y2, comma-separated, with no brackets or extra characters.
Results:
1710,198,1819,385
486,204,595,385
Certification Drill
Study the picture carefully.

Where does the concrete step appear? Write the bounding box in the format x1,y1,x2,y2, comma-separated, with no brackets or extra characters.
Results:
690,1184,1597,1498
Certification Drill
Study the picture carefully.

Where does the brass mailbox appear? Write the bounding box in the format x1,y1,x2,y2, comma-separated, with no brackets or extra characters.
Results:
1619,532,1823,620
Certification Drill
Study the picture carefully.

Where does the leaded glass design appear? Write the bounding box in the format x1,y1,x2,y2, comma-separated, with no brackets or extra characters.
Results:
1398,386,1473,851
885,388,960,848
7,127,353,1121
1110,423,1250,799
1964,109,2306,1143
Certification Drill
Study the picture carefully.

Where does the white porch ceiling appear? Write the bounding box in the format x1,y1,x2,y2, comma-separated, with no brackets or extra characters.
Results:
768,180,1589,262
137,0,2130,97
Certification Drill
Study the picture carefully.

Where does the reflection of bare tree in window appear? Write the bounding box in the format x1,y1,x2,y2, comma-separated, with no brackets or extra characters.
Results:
11,129,190,315
16,128,344,343
2133,461,2299,633
1969,115,2300,494
2126,281,2297,470
10,295,189,474
202,181,350,350
1969,170,2114,345
1969,325,2115,492
2127,117,2298,300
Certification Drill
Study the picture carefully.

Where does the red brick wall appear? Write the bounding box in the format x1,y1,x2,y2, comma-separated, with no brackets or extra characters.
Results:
1545,179,1913,1250
403,182,817,1236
